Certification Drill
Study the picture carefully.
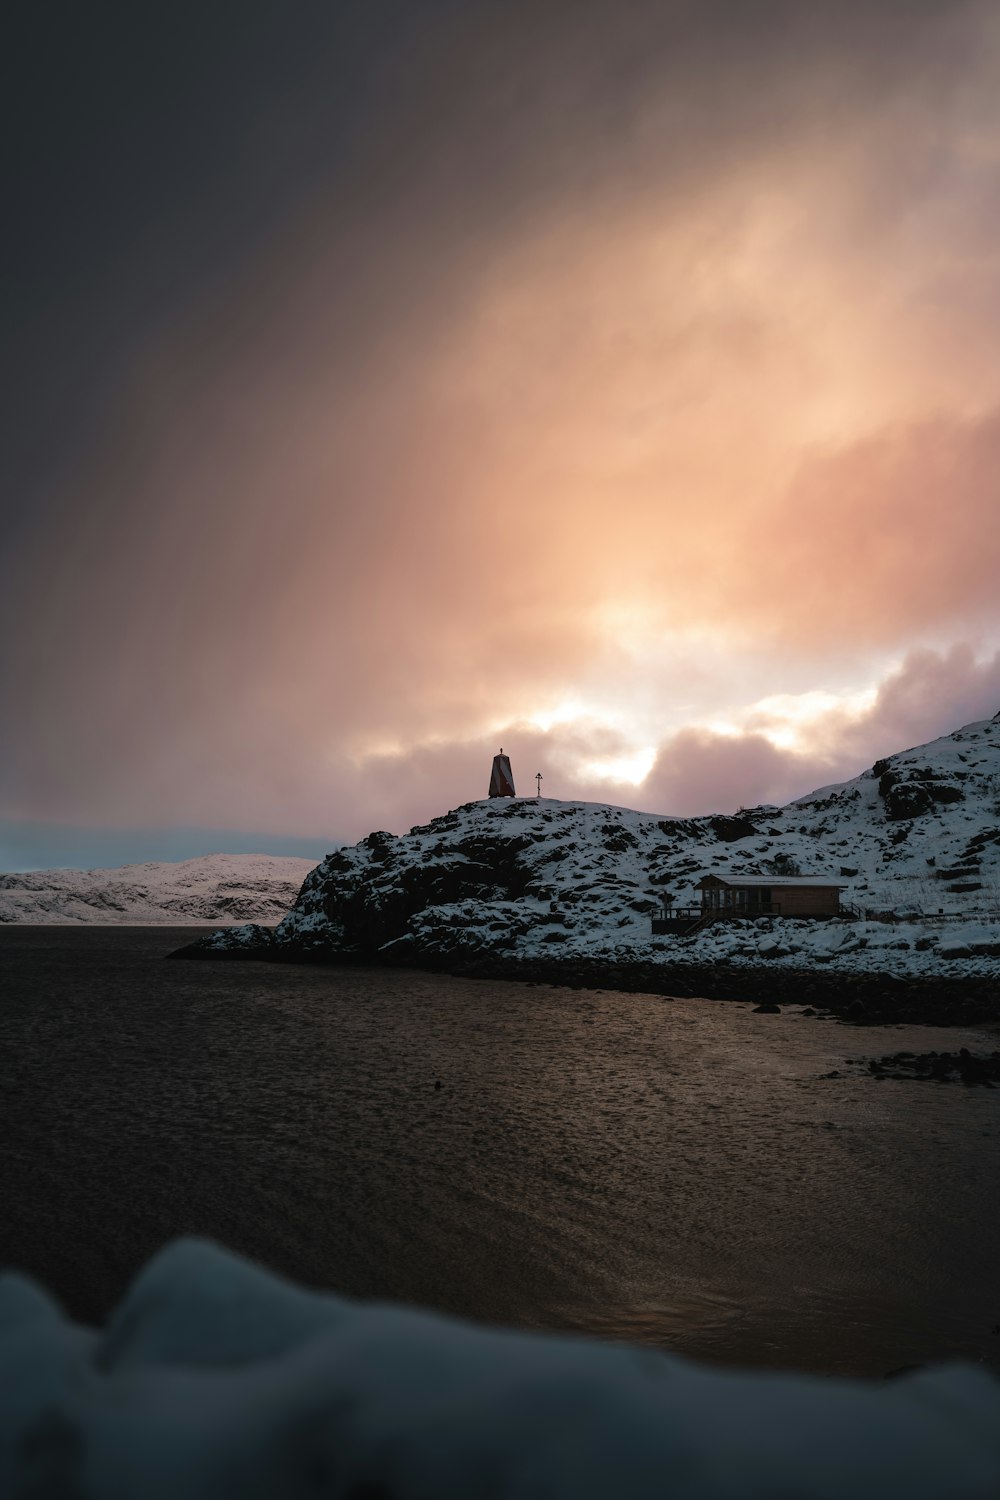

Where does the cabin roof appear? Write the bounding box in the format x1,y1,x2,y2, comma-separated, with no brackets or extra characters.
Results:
697,874,848,889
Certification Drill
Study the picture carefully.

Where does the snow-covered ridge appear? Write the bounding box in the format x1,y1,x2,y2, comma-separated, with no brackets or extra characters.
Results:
2,1238,999,1499
0,853,318,925
196,715,1000,981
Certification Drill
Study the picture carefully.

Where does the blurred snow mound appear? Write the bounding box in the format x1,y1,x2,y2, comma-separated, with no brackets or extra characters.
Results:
2,1239,1000,1498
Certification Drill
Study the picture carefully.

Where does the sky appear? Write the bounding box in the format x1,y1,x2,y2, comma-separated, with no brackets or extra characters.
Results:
4,0,1000,868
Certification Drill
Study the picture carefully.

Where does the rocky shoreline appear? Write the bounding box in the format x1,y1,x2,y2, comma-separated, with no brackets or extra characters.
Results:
846,1048,1000,1085
170,938,999,1027
436,955,1000,1027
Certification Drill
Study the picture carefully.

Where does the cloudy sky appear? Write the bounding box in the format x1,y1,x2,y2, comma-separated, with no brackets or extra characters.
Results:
4,0,1000,867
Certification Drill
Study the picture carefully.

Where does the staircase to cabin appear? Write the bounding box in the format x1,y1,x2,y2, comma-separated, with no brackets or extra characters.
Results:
682,912,716,935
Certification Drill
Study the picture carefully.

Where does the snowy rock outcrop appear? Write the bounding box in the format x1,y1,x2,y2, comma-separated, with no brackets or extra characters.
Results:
2,1238,999,1499
189,717,1000,987
0,854,318,925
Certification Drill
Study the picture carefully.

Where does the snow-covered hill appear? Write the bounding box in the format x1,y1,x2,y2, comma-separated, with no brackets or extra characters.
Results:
190,715,1000,983
0,854,318,925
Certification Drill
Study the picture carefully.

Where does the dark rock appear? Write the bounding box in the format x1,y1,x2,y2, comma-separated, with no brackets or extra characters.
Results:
848,1048,1000,1086
928,783,964,804
707,814,758,842
364,831,397,862
884,781,934,820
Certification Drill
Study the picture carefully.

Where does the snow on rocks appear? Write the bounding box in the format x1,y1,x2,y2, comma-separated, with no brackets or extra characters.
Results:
2,1238,1000,1500
181,716,1000,989
0,854,318,925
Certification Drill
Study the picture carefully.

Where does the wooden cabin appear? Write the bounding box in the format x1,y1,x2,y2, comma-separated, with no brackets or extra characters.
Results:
696,874,847,919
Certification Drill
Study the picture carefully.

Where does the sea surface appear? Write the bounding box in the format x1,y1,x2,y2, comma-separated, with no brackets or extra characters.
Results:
2,926,998,1377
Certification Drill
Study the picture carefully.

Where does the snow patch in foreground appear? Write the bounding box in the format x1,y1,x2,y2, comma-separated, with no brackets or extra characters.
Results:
2,1240,999,1498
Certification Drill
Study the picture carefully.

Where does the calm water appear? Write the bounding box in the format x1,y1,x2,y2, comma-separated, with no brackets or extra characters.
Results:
2,926,998,1377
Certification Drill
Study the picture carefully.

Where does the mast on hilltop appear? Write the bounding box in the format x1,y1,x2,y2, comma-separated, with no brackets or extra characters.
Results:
489,748,515,798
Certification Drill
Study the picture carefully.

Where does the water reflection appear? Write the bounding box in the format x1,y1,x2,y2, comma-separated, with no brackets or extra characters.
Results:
1,926,997,1376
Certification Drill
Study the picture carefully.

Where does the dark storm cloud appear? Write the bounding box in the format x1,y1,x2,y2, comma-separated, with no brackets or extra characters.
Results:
4,0,977,471
3,2,429,513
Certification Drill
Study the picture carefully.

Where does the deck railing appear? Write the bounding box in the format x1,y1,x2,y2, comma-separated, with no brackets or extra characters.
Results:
652,902,782,934
651,906,701,934
703,901,782,917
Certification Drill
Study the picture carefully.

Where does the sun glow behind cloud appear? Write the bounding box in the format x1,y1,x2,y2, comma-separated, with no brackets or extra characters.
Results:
519,698,594,734
577,746,659,786
738,687,882,751
519,681,886,785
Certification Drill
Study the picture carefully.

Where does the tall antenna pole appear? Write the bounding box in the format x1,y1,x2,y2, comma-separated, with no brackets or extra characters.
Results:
535,771,543,798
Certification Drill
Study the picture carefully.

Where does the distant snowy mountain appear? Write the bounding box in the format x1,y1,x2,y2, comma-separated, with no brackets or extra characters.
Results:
189,715,1000,982
0,854,319,925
